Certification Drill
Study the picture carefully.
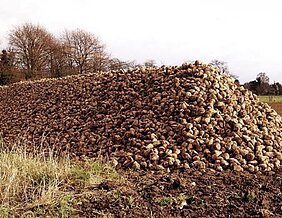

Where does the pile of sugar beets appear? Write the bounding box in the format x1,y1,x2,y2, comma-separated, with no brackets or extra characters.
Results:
0,61,281,173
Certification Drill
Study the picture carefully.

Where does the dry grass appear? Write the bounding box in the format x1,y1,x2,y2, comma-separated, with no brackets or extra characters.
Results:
0,142,123,217
0,146,72,216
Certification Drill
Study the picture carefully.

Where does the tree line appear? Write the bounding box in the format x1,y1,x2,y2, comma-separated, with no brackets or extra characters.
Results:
0,23,140,85
243,72,282,96
209,60,282,95
0,23,281,96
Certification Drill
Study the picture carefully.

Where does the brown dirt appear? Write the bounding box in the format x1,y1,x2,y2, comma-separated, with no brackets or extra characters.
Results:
269,103,282,116
71,169,282,217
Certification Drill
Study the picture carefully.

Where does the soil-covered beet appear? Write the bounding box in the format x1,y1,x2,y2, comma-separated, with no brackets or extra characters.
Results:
1,62,282,217
0,62,281,173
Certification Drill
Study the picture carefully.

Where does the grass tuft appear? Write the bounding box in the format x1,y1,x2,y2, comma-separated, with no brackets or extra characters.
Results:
0,144,123,216
0,147,71,215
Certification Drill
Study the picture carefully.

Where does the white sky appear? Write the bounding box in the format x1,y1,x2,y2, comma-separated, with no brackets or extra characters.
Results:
0,0,281,83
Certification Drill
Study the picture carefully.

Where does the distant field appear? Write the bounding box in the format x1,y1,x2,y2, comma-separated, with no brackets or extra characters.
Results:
257,96,282,115
258,95,282,103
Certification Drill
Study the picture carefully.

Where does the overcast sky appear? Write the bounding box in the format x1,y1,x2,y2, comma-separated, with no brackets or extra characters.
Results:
0,0,281,83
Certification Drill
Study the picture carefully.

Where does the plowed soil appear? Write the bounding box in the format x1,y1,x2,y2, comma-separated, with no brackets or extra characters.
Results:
269,103,282,116
72,169,282,217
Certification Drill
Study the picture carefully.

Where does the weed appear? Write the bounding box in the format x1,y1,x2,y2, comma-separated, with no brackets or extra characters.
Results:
71,166,91,182
113,190,122,202
32,206,46,217
155,197,174,206
69,160,123,185
127,195,135,207
244,192,257,203
58,194,72,218
155,193,194,207
90,161,121,181
19,207,47,218
0,206,9,218
176,193,187,202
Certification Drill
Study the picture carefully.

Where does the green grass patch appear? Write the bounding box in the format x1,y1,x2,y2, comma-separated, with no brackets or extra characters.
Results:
258,95,282,103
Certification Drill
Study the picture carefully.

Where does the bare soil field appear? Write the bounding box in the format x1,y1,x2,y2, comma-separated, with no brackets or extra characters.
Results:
269,103,282,116
71,169,282,218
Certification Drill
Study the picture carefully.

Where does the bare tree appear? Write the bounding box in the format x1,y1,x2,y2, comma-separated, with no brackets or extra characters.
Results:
8,23,54,79
107,58,136,71
47,39,71,78
244,72,271,95
210,59,238,80
62,29,109,74
256,72,270,95
144,59,157,68
256,72,270,84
